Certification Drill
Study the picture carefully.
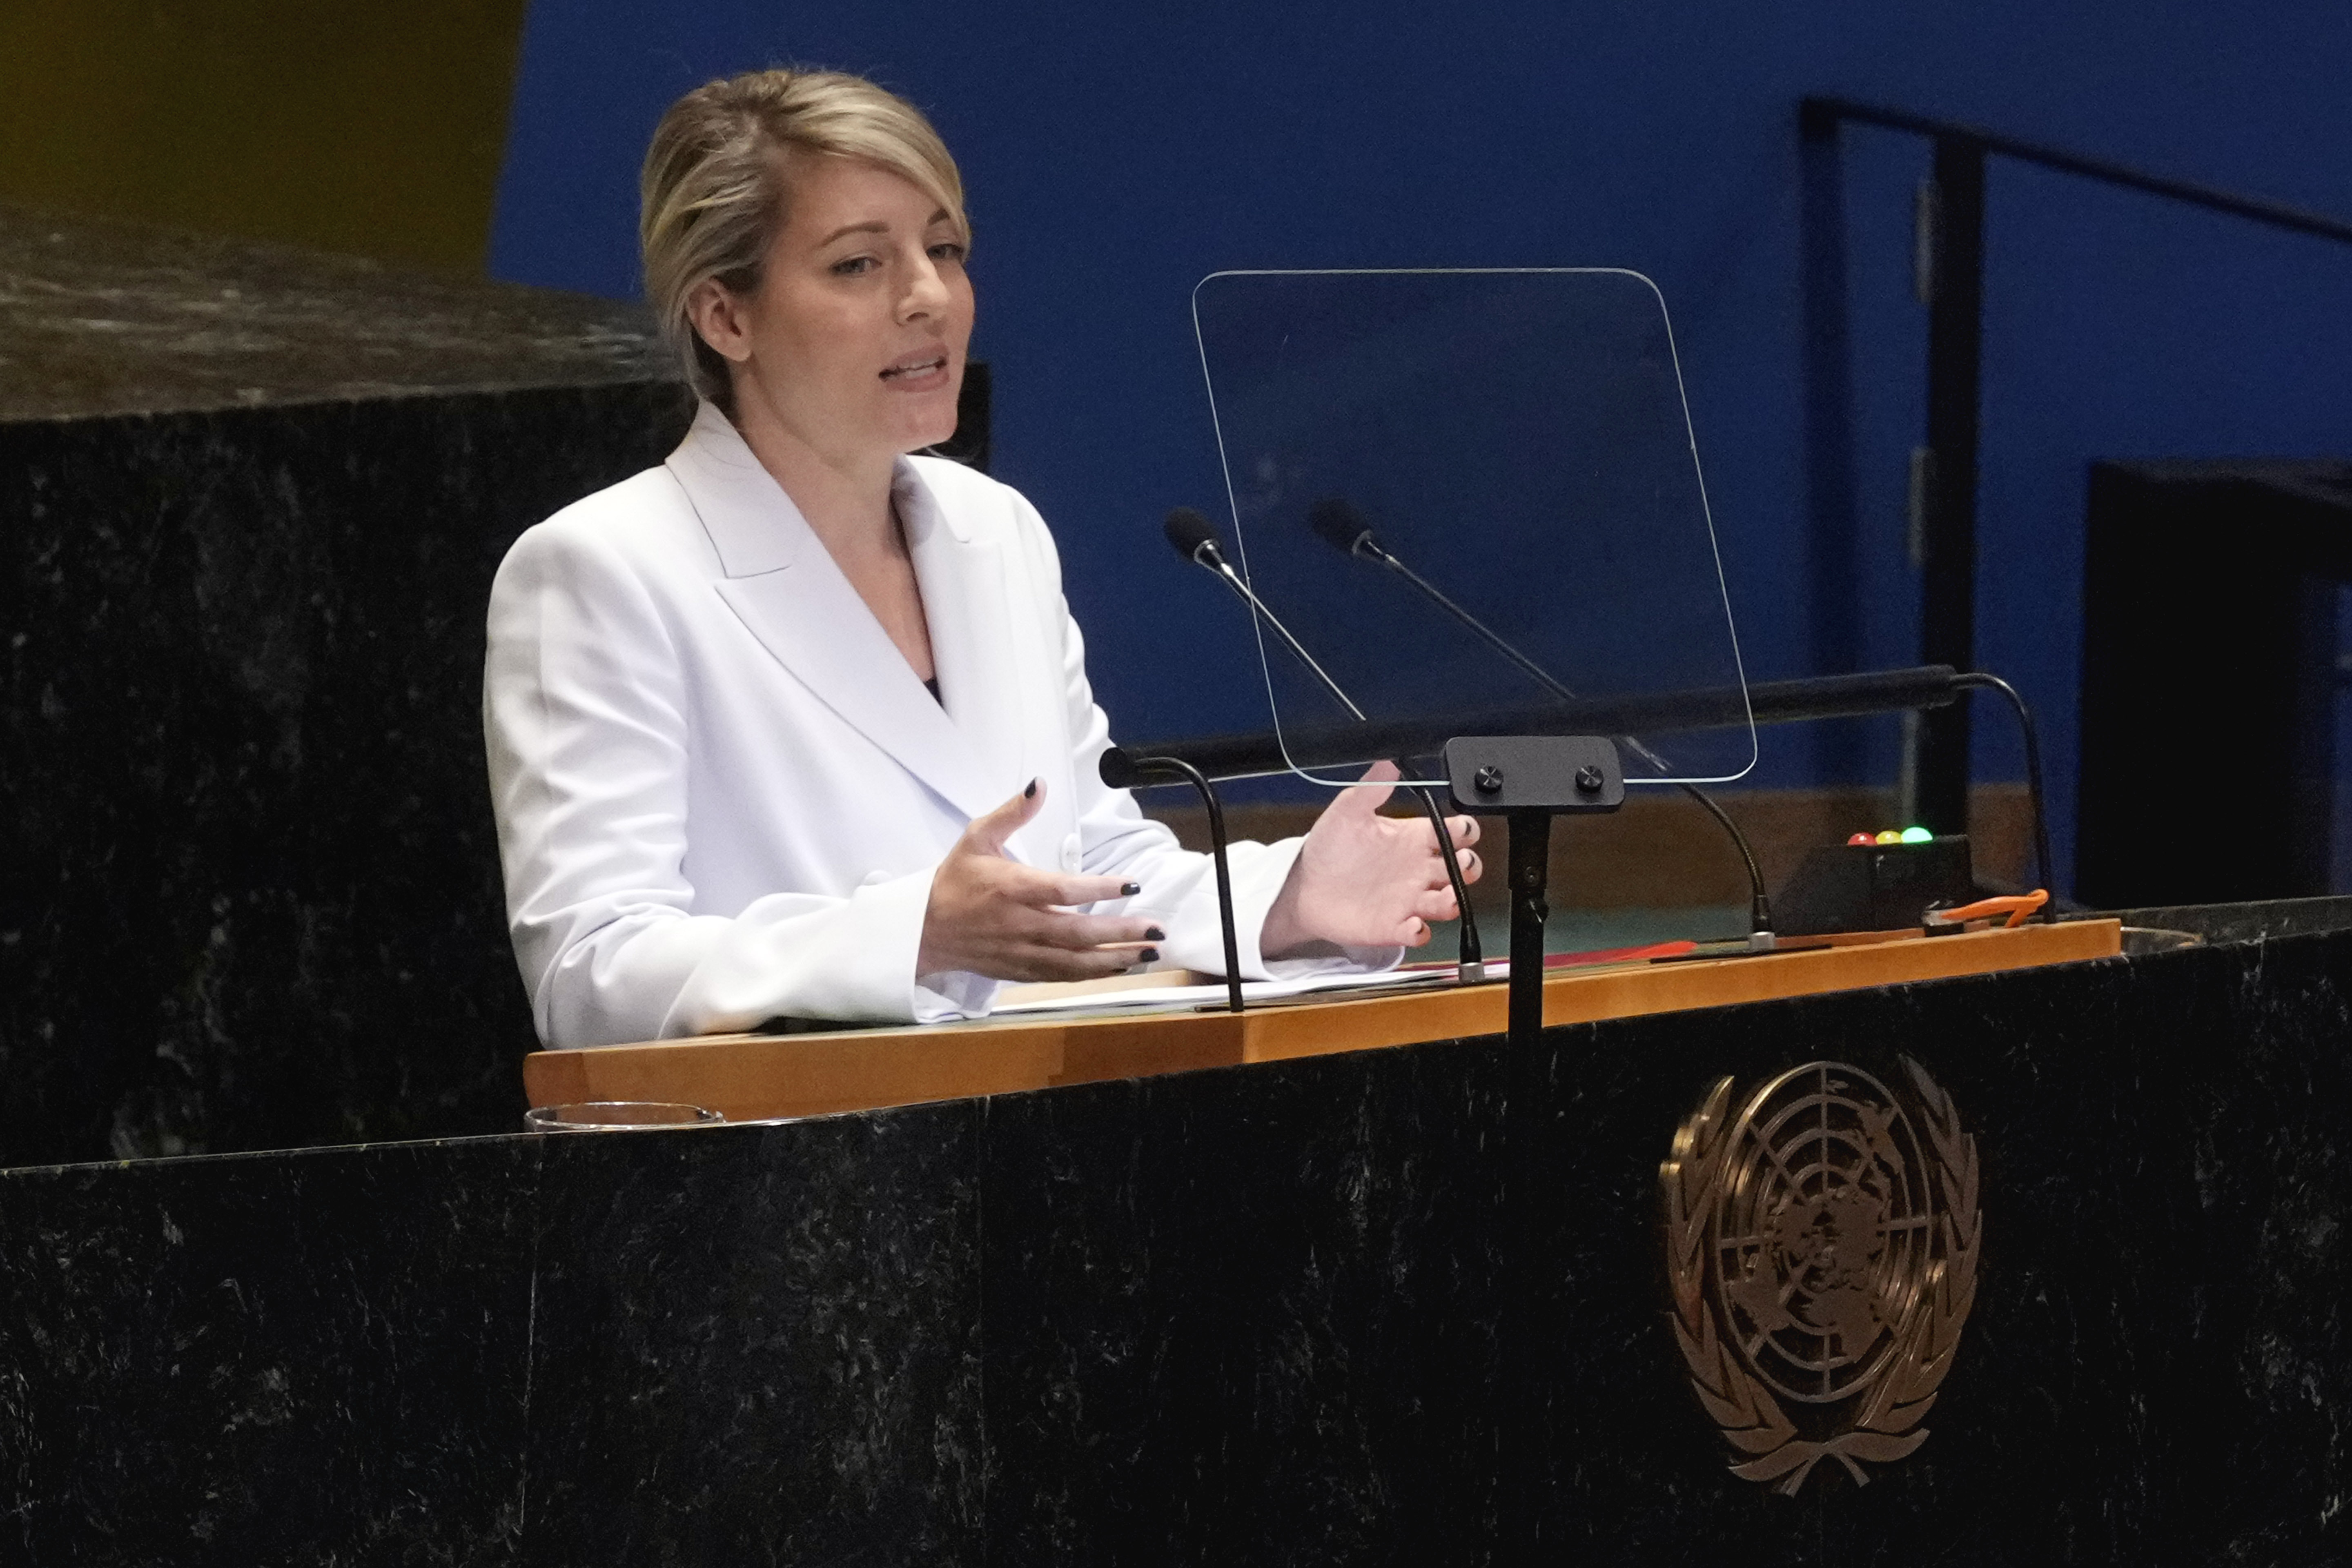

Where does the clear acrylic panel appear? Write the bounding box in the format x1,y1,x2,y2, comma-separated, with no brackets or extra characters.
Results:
1191,268,1754,790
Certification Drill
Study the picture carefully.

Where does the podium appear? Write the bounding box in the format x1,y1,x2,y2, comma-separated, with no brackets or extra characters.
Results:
524,921,2120,1122
18,903,2352,1563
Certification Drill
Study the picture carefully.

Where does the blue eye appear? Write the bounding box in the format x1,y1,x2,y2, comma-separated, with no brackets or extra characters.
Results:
831,255,876,276
929,241,968,263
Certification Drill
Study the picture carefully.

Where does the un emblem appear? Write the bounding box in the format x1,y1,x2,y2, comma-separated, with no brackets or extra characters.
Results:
1660,1058,1981,1494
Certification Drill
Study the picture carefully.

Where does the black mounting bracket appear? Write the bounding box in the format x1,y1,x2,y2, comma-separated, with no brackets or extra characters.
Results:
1443,737,1625,1049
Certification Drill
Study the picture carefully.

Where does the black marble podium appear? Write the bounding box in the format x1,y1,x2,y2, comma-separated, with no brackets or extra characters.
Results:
0,205,693,1165
2,901,2347,1564
7,206,2349,1564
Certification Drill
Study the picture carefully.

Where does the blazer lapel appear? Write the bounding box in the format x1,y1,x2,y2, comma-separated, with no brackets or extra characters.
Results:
899,463,1029,797
668,405,1000,823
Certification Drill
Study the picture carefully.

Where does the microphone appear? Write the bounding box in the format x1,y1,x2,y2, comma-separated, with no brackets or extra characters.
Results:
1308,499,1595,713
1305,498,1778,948
1162,508,1365,722
1164,506,1229,570
1161,507,1484,978
1307,497,1380,559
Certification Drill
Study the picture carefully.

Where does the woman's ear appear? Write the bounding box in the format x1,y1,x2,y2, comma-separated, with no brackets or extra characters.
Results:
684,277,755,365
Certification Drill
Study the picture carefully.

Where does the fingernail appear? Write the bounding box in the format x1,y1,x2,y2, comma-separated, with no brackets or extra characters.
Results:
1121,882,1142,897
1140,947,1160,963
1145,926,1166,941
1023,778,1038,799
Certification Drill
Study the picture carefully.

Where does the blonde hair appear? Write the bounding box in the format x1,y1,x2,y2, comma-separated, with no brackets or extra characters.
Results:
639,68,968,404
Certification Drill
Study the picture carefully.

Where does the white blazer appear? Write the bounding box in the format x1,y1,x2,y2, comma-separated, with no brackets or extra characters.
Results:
485,402,1376,1048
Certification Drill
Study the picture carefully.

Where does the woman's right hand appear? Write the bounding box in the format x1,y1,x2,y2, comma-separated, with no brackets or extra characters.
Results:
917,780,1165,982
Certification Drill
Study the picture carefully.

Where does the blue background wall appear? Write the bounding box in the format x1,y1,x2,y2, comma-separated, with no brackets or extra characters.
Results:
488,2,2352,892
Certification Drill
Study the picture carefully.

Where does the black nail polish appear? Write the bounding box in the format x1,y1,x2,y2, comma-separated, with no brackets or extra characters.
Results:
1120,882,1142,897
1145,926,1166,942
1139,948,1160,963
1023,778,1038,799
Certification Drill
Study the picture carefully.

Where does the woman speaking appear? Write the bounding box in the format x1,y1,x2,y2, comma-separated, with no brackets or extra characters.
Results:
484,68,1480,1049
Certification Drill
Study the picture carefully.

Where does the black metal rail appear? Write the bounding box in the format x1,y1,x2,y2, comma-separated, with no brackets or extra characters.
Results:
1102,666,1964,787
1799,96,2352,835
1802,98,2352,245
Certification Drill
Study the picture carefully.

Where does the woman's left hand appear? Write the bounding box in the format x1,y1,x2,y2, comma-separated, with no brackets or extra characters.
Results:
1258,760,1481,956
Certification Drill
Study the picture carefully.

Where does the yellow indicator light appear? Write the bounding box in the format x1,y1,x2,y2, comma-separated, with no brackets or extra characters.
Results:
1875,830,1902,844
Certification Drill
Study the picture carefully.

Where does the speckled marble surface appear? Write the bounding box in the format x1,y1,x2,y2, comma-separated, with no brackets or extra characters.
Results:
0,207,695,1165
1,929,2347,1563
1501,936,2352,1560
0,381,693,1165
0,203,669,421
0,1134,542,1563
978,1036,1513,1562
523,1106,986,1565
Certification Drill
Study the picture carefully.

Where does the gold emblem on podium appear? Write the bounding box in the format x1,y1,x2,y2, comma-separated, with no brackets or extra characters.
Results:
1661,1058,1980,1494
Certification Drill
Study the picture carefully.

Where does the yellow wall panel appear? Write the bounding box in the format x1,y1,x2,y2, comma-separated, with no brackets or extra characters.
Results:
0,0,530,272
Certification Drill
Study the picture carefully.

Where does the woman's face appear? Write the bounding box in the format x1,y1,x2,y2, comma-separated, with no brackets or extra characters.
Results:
706,155,973,466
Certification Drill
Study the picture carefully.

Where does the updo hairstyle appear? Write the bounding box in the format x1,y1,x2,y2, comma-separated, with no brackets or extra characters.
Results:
639,68,968,405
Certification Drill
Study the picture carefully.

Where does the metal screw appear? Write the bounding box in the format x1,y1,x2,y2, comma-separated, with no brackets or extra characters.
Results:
1473,765,1504,794
1575,764,1605,793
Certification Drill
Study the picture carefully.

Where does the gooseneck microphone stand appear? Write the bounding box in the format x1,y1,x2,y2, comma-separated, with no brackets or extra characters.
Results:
1163,509,1486,981
1307,499,1777,948
1953,671,2056,920
1114,752,1245,1011
1100,662,2061,1049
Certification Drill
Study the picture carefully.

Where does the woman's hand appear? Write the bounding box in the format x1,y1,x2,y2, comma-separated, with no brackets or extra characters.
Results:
1258,760,1481,956
918,780,1165,982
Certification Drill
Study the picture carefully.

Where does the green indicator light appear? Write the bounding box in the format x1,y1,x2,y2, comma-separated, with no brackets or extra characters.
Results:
1899,826,1933,844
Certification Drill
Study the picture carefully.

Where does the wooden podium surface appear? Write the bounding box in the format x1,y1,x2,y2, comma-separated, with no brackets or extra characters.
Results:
523,920,2121,1124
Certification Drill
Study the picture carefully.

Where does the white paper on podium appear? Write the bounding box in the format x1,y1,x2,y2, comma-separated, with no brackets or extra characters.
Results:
987,964,1445,1018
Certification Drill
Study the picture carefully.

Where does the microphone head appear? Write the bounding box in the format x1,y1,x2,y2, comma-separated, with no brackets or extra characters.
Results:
1308,497,1376,557
1163,506,1225,566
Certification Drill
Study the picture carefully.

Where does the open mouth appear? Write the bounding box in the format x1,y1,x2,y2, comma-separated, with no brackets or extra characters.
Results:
880,353,949,381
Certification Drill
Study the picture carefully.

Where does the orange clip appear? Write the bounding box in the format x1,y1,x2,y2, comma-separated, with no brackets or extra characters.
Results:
1923,889,2049,929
